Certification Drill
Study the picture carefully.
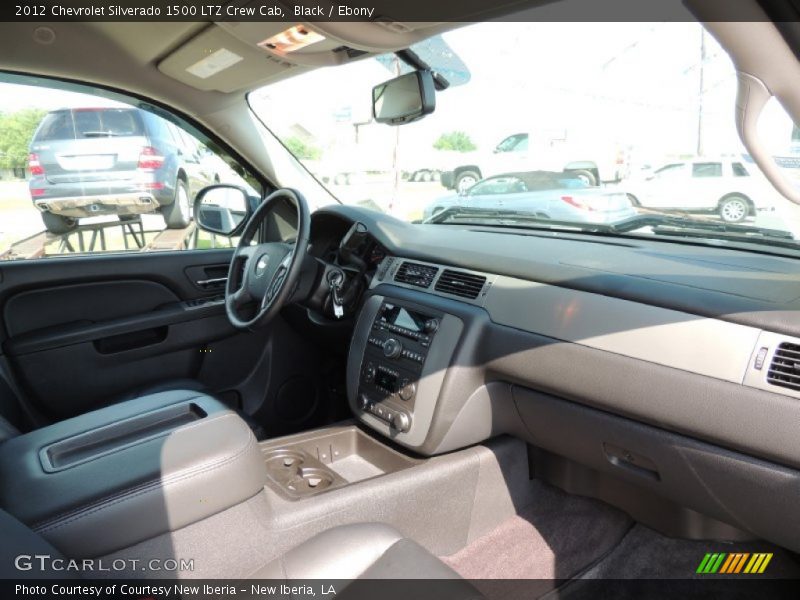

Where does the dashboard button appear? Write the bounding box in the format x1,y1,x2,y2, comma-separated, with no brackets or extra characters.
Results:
754,347,769,370
363,362,376,383
391,411,411,433
383,338,403,359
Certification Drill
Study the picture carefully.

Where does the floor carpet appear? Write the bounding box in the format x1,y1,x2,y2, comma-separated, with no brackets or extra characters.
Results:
441,479,800,600
440,479,633,599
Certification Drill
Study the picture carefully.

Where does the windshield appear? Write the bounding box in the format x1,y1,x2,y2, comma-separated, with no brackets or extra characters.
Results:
251,22,800,249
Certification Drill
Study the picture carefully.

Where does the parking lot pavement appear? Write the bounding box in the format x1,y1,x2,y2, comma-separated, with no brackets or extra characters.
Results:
0,180,173,256
0,181,38,251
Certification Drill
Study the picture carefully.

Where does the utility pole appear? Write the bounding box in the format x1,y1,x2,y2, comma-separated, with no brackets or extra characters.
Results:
696,26,706,157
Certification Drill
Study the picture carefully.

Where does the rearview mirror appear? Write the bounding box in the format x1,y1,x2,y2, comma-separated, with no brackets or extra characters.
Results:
372,70,436,125
194,184,250,236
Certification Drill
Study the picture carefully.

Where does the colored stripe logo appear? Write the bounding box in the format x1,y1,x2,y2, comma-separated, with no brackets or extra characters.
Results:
696,553,773,574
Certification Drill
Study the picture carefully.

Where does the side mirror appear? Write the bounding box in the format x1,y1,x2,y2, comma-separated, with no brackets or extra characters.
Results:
194,184,251,236
372,70,436,125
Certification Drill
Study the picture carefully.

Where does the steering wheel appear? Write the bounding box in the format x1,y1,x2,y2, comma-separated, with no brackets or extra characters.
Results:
225,188,310,330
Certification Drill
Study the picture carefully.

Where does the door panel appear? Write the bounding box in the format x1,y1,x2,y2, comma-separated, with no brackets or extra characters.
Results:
0,250,241,419
4,280,179,338
10,335,198,419
0,249,342,435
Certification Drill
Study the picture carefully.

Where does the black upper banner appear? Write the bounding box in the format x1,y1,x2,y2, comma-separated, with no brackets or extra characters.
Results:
0,0,792,23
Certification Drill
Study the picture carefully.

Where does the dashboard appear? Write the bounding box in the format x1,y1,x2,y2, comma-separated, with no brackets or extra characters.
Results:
308,203,800,554
308,211,386,268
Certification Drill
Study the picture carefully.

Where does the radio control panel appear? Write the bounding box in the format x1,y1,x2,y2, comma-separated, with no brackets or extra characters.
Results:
356,301,443,432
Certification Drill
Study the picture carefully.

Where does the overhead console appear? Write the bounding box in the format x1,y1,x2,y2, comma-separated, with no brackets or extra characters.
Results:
158,12,449,92
158,0,545,92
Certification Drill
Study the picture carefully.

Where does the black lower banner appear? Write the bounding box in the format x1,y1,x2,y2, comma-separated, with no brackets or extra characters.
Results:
4,579,800,600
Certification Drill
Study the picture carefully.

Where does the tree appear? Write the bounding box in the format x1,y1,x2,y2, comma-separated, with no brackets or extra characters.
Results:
283,136,322,161
433,131,477,153
0,109,48,170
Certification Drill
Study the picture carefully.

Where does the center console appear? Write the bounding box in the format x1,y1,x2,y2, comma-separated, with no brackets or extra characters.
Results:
357,301,443,433
0,391,266,558
348,293,475,452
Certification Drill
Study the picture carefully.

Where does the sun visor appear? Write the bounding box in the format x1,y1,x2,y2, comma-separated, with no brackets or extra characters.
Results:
158,24,298,93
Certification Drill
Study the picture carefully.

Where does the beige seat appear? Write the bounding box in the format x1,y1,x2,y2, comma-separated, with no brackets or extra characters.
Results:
251,522,464,580
250,523,482,599
1,510,481,599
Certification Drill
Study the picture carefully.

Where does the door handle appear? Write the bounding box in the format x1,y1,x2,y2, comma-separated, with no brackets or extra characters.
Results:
196,277,227,289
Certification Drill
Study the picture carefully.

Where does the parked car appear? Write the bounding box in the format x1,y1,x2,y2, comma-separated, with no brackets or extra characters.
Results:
439,131,629,193
624,157,775,223
424,171,636,223
28,107,221,233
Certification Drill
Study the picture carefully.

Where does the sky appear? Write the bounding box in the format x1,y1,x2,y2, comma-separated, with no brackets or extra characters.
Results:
0,84,127,112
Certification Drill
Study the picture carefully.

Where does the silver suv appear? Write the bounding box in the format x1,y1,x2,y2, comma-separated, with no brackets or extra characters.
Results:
28,107,219,233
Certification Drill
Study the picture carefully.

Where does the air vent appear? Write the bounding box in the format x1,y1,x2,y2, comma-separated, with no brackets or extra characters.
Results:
376,256,395,281
767,342,800,391
434,269,487,299
394,262,438,288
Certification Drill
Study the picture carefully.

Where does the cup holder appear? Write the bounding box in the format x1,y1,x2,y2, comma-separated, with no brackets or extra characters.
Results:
264,449,306,483
260,425,421,500
263,449,340,497
286,467,335,495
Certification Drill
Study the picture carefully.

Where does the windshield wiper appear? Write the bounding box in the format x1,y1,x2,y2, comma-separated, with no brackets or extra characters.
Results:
423,206,577,227
424,206,800,249
607,213,792,237
607,213,800,248
82,131,122,137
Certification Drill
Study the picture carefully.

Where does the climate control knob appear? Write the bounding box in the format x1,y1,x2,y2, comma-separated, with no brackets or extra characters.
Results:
391,411,411,433
424,318,440,333
382,338,403,359
398,379,415,401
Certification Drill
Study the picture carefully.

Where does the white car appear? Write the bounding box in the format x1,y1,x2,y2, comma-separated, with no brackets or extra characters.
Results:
624,158,776,223
441,131,629,193
423,171,636,224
